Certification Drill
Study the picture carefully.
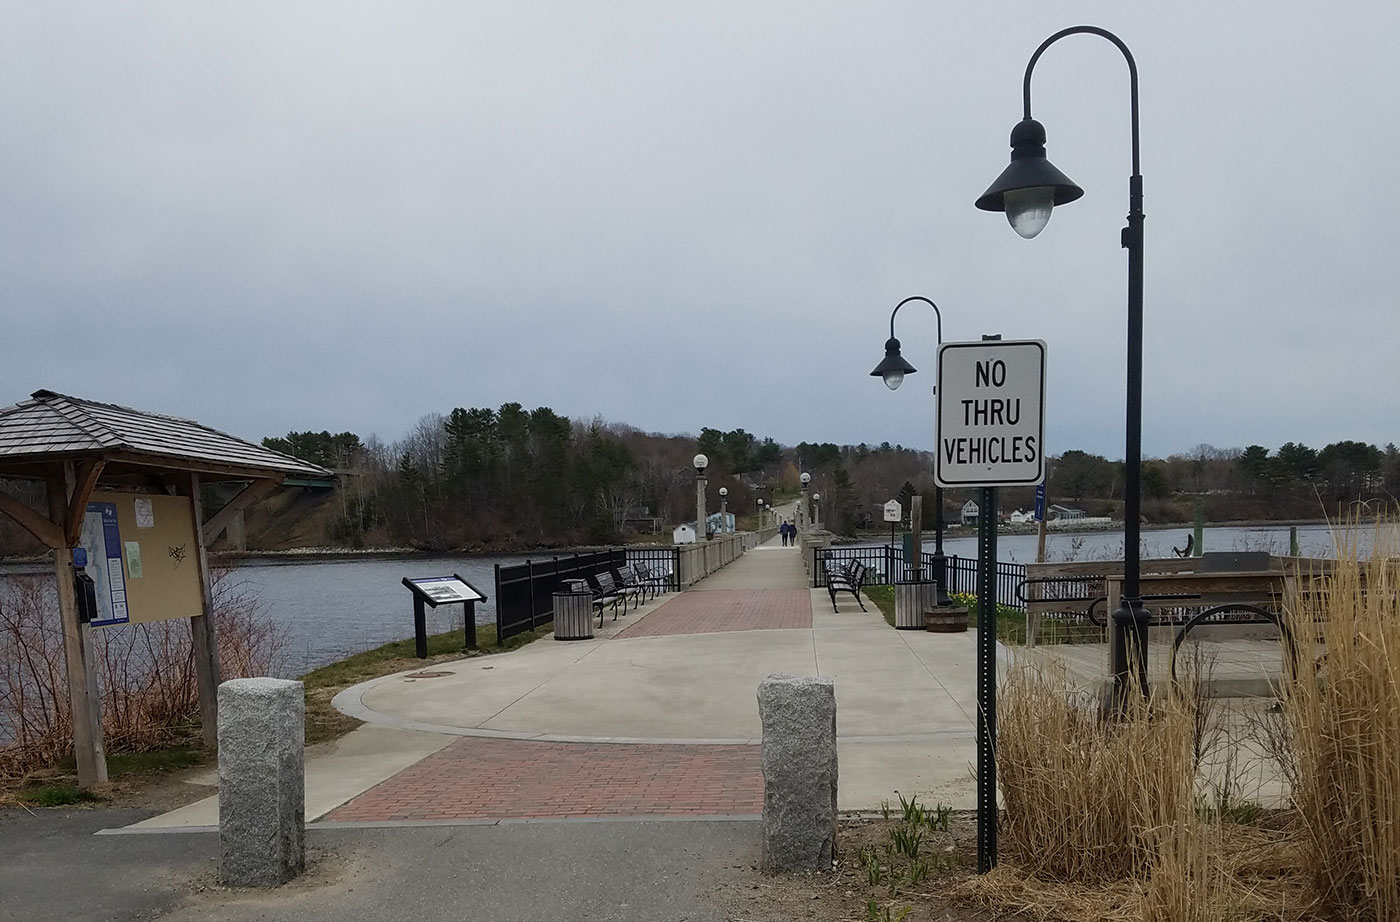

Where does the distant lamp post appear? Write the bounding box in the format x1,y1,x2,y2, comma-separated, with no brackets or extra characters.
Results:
756,496,764,531
718,486,729,532
800,471,811,528
811,492,821,529
693,453,709,541
976,25,1147,704
870,295,952,606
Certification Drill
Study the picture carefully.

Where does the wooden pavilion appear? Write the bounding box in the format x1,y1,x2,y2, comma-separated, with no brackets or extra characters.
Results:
0,390,331,787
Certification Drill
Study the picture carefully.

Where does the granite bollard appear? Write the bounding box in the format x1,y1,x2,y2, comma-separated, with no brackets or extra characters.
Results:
758,674,838,870
218,677,305,887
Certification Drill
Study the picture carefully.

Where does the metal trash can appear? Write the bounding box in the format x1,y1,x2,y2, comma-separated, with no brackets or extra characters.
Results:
894,581,938,630
554,579,595,640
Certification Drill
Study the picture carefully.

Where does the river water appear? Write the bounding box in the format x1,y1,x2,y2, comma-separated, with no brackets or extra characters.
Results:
0,553,529,680
1,522,1385,680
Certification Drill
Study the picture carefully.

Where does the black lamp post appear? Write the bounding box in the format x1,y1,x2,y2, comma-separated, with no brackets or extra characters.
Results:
976,25,1147,704
870,295,952,607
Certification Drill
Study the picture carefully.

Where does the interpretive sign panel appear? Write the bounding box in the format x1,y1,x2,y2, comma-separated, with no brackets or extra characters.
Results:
82,491,203,627
935,340,1046,488
78,502,130,627
404,576,486,607
883,500,902,523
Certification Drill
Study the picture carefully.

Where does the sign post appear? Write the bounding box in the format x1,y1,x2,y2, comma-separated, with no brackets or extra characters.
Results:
936,336,1046,874
883,499,901,560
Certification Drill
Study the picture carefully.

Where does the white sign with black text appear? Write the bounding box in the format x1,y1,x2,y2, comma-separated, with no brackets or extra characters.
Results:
935,339,1046,488
882,499,902,523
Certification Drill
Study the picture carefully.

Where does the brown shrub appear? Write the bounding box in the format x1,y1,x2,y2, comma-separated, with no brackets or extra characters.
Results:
0,568,284,779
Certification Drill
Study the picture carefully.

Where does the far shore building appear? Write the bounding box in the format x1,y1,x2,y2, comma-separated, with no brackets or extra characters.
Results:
960,500,979,526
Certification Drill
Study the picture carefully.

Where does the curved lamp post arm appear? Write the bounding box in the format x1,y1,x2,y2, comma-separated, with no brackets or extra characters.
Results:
1023,25,1140,177
1020,24,1148,704
888,295,944,346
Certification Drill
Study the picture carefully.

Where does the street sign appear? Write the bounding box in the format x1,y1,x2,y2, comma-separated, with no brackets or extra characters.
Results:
1034,483,1046,521
935,339,1046,488
882,499,902,523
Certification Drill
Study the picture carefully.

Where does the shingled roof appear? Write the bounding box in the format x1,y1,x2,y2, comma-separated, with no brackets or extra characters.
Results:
0,390,331,481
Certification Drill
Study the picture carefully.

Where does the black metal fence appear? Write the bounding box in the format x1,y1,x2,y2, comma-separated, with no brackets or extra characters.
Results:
814,544,1026,611
492,547,682,642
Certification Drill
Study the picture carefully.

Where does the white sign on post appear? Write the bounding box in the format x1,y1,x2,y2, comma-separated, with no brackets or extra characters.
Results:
882,499,902,523
935,339,1046,487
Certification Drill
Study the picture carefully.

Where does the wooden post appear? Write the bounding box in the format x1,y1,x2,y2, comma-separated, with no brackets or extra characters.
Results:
1104,575,1123,681
909,494,924,581
1029,510,1049,647
188,473,222,750
48,468,107,787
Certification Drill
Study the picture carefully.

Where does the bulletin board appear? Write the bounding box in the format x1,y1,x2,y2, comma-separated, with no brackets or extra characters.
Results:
79,490,204,626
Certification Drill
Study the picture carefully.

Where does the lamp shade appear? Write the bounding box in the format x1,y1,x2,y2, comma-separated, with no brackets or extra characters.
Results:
975,118,1083,236
719,487,728,497
870,336,917,390
693,453,708,473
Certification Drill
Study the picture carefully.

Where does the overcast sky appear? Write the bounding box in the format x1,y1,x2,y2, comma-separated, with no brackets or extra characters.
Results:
3,3,1397,461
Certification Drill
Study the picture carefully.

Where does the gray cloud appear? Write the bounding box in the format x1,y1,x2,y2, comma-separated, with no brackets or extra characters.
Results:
2,3,1396,460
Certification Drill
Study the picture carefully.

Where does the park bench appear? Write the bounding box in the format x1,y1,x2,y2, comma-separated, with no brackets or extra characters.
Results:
586,570,628,626
634,561,673,598
613,565,648,608
824,559,869,613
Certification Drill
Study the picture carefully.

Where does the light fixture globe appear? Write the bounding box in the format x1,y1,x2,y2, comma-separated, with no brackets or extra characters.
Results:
812,493,820,502
693,453,708,474
975,118,1084,239
870,336,917,391
800,472,811,486
719,486,728,497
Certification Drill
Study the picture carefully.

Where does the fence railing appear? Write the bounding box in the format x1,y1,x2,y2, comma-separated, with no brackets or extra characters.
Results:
493,550,630,643
813,544,1026,611
492,537,758,642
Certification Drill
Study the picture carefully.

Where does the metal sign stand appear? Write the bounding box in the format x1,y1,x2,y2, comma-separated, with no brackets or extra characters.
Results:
935,333,1048,875
402,574,488,658
976,485,998,872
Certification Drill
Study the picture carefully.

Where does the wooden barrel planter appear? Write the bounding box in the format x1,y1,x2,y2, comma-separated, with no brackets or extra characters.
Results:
924,604,970,633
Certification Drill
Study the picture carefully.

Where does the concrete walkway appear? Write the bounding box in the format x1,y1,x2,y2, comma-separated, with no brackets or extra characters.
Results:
125,537,983,832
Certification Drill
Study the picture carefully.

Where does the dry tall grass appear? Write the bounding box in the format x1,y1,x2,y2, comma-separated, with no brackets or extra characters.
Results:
982,520,1400,922
1283,538,1400,921
988,659,1305,921
0,568,284,779
996,661,1194,883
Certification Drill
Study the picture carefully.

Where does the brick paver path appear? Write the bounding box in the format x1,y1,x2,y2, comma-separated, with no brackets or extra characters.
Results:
613,588,811,639
324,737,762,821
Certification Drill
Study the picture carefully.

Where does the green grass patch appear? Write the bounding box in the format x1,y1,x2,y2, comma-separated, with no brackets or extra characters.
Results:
300,624,552,746
16,784,100,807
866,585,1093,644
864,584,896,628
949,592,1099,645
107,746,207,779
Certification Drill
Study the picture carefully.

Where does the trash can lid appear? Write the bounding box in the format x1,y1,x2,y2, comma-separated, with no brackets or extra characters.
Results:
563,579,589,592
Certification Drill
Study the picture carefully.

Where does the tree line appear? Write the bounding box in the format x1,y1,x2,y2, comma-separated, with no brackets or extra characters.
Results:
249,413,1400,552
2,416,1390,559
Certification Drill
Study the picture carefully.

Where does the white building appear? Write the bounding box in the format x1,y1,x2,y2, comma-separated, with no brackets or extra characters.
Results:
961,500,979,526
672,523,697,544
